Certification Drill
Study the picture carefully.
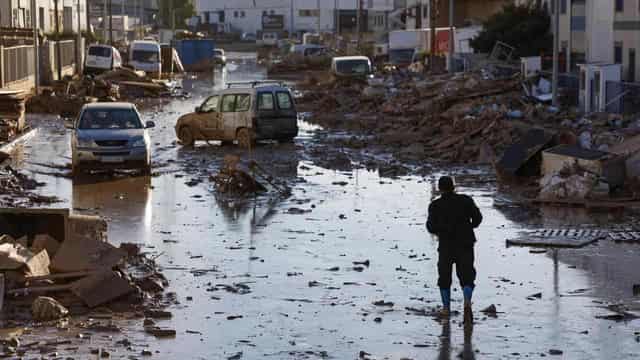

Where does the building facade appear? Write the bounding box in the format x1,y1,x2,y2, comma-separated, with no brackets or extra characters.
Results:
193,0,394,36
1,0,89,33
404,0,512,29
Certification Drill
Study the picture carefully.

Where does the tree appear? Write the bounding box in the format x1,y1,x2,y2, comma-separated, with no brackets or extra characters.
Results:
158,0,196,28
470,3,552,58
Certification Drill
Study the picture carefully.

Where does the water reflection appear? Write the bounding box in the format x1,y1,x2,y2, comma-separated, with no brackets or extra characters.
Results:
72,175,152,244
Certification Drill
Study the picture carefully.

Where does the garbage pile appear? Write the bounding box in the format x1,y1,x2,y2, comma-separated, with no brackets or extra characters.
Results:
1,213,171,327
298,71,524,164
0,166,57,205
27,68,172,116
210,155,266,195
0,91,27,142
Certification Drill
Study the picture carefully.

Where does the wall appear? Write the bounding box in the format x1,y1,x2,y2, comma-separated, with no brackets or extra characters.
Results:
586,0,614,63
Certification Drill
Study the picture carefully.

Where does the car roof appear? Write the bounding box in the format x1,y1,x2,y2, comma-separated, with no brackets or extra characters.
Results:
333,56,370,61
88,44,113,49
82,102,137,110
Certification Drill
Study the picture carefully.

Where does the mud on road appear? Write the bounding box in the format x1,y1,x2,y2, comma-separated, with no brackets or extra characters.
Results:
5,53,640,359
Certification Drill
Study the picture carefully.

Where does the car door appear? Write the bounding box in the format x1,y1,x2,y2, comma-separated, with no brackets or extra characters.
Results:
220,94,238,139
200,95,223,138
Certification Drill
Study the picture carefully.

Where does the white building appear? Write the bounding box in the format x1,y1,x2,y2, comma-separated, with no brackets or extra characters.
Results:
1,0,89,33
193,0,394,36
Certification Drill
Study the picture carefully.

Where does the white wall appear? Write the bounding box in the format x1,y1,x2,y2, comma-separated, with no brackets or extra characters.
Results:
586,0,614,63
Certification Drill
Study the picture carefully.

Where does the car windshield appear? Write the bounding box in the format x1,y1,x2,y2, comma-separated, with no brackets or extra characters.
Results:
214,50,224,56
132,50,159,63
88,46,111,57
389,49,415,64
336,60,370,74
78,109,142,130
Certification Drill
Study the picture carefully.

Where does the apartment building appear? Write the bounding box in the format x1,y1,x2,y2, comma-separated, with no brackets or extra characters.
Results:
193,0,394,36
1,0,89,33
404,0,512,29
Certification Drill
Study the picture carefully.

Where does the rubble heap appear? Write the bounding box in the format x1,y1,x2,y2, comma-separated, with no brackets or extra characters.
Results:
0,166,57,205
210,155,267,195
1,214,171,326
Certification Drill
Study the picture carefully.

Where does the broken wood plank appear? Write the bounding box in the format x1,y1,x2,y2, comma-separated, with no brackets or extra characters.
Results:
24,271,97,282
8,284,73,296
71,271,135,308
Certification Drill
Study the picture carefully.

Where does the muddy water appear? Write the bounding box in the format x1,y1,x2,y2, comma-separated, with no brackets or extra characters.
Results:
11,53,640,359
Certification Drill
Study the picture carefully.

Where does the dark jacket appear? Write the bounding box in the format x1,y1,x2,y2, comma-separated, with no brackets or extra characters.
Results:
427,192,482,248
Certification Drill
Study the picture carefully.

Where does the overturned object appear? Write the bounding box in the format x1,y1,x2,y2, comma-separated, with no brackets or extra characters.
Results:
210,155,266,195
32,296,69,321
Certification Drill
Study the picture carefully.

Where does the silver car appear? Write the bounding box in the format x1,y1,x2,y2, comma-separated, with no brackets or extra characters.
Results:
69,103,154,176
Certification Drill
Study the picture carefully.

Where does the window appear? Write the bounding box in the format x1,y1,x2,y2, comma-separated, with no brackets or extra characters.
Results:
236,94,251,112
263,11,267,16
368,0,373,8
204,12,210,24
258,93,275,110
132,50,159,63
240,11,245,18
615,42,623,64
299,9,320,17
615,0,624,12
221,95,236,112
629,48,636,82
270,10,275,15
560,0,567,14
79,109,142,130
88,46,112,57
200,96,219,112
276,92,293,110
234,11,238,18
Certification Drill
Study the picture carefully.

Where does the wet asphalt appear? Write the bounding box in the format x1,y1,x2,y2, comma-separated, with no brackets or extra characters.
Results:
8,53,640,359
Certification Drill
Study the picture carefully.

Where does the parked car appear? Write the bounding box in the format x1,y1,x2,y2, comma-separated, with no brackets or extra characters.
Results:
331,56,372,79
175,81,298,147
261,32,278,46
129,40,161,74
241,33,257,42
213,48,227,66
291,44,328,57
69,103,154,175
84,44,122,75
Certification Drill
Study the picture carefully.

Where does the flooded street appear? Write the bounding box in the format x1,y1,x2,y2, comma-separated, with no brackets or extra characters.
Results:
9,53,640,359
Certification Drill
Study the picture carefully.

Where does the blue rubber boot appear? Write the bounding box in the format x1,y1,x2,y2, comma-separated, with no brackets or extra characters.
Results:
462,286,473,324
440,288,451,318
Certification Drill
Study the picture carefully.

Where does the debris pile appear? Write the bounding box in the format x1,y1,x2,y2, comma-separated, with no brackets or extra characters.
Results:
1,212,170,325
267,54,332,74
27,68,172,116
0,91,27,142
210,155,266,195
538,164,600,201
0,166,57,205
299,71,524,164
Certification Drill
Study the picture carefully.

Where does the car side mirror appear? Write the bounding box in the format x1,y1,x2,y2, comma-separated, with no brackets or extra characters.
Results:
145,121,155,129
195,106,201,113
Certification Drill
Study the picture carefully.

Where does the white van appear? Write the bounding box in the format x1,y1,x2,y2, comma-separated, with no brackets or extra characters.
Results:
84,44,122,75
129,40,161,74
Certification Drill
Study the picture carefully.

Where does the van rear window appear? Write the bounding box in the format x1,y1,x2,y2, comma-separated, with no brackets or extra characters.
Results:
88,46,111,57
258,93,274,110
276,92,293,110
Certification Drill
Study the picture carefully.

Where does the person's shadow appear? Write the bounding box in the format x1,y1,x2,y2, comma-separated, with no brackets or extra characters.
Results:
437,320,476,360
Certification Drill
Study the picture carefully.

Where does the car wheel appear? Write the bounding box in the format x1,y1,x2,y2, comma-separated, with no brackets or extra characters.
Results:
236,128,254,149
179,126,195,147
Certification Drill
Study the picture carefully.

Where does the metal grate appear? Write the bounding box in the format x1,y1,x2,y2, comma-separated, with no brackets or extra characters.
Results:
609,232,640,242
528,229,603,238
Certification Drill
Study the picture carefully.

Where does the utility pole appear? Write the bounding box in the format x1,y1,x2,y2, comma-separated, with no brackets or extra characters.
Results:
335,0,339,34
429,0,436,72
109,0,114,44
31,0,39,94
316,0,321,34
104,0,108,41
171,0,175,78
552,0,560,107
448,0,453,73
356,0,361,48
78,0,83,75
54,0,62,80
290,0,295,38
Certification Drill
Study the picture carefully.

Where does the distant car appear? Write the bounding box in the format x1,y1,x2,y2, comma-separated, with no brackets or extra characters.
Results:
213,49,226,66
261,32,278,46
84,44,122,75
242,33,257,42
129,40,161,74
175,82,298,147
331,56,372,79
69,103,155,175
291,44,328,57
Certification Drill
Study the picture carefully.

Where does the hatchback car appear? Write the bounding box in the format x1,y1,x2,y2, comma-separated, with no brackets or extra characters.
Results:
84,44,122,75
175,82,298,147
69,103,154,175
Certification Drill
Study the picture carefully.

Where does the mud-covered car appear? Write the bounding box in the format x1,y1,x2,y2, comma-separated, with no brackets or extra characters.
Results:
175,82,298,147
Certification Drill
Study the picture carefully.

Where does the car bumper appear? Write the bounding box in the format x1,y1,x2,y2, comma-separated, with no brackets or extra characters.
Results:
255,126,299,140
75,147,149,170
